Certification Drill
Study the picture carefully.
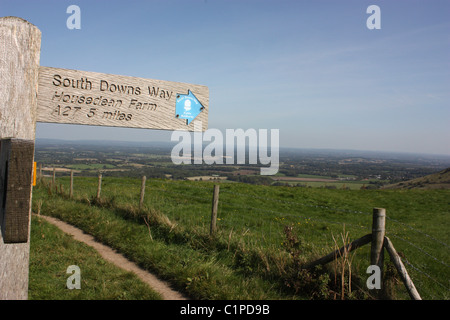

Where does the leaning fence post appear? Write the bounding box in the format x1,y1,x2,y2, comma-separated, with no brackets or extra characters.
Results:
370,207,386,294
210,185,220,236
384,236,421,300
0,16,41,300
139,175,146,209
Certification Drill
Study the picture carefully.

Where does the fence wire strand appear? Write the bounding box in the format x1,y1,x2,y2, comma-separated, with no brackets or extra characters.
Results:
45,174,449,299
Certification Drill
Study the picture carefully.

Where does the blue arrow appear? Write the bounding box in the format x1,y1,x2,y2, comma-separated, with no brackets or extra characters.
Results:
175,90,204,125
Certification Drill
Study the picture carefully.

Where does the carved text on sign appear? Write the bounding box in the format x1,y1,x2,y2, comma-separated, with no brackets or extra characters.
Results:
37,67,209,131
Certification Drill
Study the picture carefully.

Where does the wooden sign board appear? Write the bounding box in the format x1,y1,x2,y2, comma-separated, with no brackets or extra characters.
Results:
37,66,209,131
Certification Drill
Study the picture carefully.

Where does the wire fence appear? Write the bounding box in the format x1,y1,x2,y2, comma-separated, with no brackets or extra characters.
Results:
144,180,449,300
39,171,449,300
160,181,449,300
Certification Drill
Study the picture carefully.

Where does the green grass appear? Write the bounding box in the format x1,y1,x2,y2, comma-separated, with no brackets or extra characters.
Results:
29,215,163,300
32,176,450,300
32,194,288,299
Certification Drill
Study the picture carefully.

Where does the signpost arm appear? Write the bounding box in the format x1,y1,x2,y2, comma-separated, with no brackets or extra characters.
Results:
0,16,41,300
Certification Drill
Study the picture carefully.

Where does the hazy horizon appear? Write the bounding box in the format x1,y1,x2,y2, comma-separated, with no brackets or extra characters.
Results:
35,136,450,160
3,0,449,156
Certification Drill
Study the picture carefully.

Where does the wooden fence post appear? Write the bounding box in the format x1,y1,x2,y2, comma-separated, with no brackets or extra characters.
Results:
384,236,421,300
370,207,386,295
52,167,56,185
210,185,220,236
0,16,41,300
139,176,146,209
70,170,74,199
97,173,102,200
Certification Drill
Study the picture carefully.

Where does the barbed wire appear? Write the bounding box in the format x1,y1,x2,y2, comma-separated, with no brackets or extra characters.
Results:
154,182,445,233
152,182,448,255
171,182,450,252
149,183,370,233
388,233,450,269
219,189,373,215
49,176,449,298
50,177,445,288
154,184,450,297
150,187,211,203
386,216,450,249
217,197,370,232
153,181,450,296
55,178,448,267
401,255,450,293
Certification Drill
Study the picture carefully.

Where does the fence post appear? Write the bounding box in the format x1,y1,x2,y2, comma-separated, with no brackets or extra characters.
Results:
210,185,220,236
70,170,74,199
97,173,102,200
52,167,56,185
0,17,41,300
302,234,372,270
139,175,146,209
370,207,386,295
384,236,421,300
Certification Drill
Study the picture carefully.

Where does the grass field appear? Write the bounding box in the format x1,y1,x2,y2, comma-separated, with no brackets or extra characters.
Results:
271,173,379,189
31,176,449,300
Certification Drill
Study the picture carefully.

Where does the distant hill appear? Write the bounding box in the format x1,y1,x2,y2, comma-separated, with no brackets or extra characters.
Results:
383,168,450,190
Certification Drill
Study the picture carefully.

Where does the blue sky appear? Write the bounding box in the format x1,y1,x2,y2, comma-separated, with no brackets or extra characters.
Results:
2,0,449,155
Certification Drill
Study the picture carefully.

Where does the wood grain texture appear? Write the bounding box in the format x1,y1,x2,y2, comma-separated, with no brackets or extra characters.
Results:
0,17,41,140
370,208,386,269
37,66,209,131
0,16,41,300
0,139,35,243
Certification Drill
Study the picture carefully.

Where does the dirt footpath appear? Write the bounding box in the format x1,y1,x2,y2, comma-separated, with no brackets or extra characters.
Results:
37,214,187,300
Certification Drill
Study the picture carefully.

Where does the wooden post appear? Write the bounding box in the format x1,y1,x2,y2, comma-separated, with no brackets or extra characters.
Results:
52,167,56,185
302,234,372,270
210,185,220,236
384,236,421,300
0,140,35,242
70,170,74,199
97,173,102,200
139,176,146,209
39,163,42,181
370,208,386,294
0,17,41,300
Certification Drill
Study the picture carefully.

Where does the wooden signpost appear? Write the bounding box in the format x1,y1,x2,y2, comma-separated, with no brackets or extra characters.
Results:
0,16,209,299
0,16,41,300
38,67,209,131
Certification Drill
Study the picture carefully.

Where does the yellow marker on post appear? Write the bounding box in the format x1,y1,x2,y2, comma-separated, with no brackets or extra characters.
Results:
33,162,37,186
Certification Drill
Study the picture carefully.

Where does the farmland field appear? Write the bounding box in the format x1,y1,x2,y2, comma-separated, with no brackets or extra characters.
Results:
31,175,450,300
